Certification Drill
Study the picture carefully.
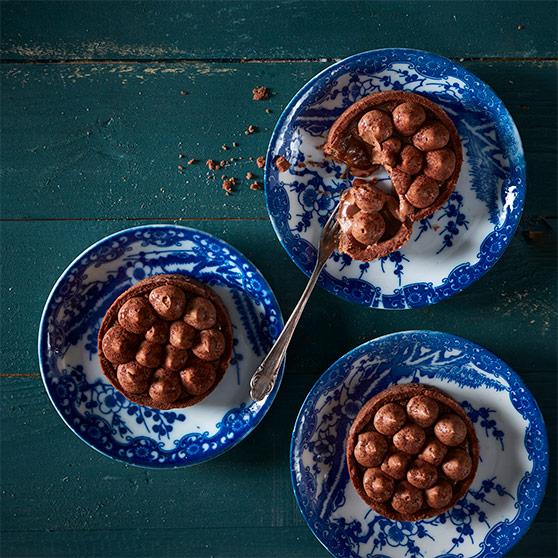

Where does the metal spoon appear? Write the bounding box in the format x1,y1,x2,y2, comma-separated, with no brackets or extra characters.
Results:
250,201,341,401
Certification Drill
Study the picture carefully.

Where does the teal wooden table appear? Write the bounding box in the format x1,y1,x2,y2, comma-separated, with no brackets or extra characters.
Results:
1,2,556,557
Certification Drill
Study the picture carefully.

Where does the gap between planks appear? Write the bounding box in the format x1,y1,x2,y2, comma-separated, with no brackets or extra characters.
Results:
0,56,557,65
0,216,270,222
1,373,40,378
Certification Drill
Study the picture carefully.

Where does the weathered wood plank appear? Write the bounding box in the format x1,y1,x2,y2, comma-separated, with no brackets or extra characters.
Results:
1,61,556,219
0,368,555,557
1,218,556,375
1,1,557,61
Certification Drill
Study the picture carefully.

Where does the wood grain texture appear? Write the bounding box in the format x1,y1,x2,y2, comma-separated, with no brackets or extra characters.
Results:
1,0,557,60
1,219,556,375
1,61,556,220
0,2,556,557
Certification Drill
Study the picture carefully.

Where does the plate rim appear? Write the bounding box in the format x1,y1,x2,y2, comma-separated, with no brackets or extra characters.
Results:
37,223,285,468
289,329,548,558
264,47,526,310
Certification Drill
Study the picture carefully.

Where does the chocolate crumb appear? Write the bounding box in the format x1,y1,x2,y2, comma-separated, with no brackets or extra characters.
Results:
222,178,235,194
245,125,257,135
187,159,197,165
274,156,291,172
220,160,227,167
250,181,262,191
252,86,270,101
180,90,188,96
265,108,272,114
222,144,229,151
245,171,255,180
232,142,239,147
256,156,265,169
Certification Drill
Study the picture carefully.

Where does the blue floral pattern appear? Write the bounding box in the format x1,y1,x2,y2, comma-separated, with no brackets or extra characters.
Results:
291,331,548,558
39,225,284,468
266,49,525,309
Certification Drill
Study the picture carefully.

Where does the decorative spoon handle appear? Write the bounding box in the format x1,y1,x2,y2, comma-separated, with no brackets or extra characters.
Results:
249,203,340,401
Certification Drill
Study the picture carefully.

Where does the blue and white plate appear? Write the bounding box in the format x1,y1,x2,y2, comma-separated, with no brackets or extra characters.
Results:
266,49,526,309
38,225,284,468
291,331,547,558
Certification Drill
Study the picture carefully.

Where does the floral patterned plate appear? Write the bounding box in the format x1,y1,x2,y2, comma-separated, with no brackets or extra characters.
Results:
38,225,284,468
291,331,547,558
265,49,526,309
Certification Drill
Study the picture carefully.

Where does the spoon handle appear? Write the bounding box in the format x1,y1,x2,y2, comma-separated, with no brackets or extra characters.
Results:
249,257,326,401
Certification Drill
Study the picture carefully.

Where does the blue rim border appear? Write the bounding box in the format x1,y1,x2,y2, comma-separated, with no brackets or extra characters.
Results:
38,224,285,468
289,330,548,558
265,48,526,310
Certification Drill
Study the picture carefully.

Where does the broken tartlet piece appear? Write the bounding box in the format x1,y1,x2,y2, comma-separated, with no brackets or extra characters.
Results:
346,383,479,521
337,178,413,260
324,91,462,261
98,274,232,410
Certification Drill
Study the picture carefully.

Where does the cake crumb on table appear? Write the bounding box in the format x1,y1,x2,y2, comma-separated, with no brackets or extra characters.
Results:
256,156,265,168
250,181,262,191
187,159,197,165
252,86,270,101
221,177,236,195
245,125,257,135
245,171,255,179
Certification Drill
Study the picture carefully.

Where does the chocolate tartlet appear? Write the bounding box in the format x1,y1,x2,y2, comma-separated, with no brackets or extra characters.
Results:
98,274,233,410
324,91,462,261
346,384,479,521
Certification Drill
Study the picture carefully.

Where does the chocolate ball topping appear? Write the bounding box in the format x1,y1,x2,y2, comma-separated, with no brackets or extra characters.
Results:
180,362,217,396
145,320,169,344
406,176,440,209
164,345,189,371
354,431,388,468
392,102,427,136
149,368,182,404
149,285,187,321
101,325,139,365
413,122,450,151
425,481,453,509
399,145,423,175
373,403,406,436
192,329,226,361
407,395,439,427
393,424,426,455
363,468,395,502
183,297,217,330
351,212,385,245
391,481,424,515
442,449,472,481
424,149,456,181
118,297,156,334
419,439,448,466
381,452,410,480
169,321,196,350
407,460,438,489
358,110,393,144
434,414,467,446
353,185,385,213
136,340,164,369
117,361,153,394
